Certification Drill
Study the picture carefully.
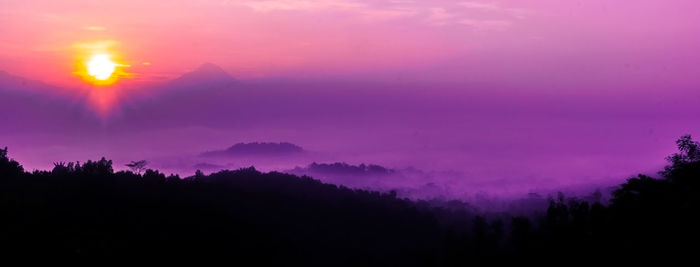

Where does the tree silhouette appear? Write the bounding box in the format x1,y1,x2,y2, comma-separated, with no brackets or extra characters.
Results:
0,146,23,178
125,160,148,175
1,135,699,263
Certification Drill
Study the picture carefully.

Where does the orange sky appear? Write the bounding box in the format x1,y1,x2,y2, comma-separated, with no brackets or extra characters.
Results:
1,0,472,87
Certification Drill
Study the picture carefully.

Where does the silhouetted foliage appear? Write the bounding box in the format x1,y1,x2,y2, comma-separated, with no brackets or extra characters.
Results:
125,160,148,174
0,147,23,178
290,162,394,177
1,135,699,264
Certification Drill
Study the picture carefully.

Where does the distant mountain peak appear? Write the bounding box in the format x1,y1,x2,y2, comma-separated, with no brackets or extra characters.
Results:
168,62,237,89
190,62,229,76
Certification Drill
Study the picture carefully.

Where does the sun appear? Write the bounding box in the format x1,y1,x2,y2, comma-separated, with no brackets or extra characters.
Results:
73,40,131,86
87,54,117,80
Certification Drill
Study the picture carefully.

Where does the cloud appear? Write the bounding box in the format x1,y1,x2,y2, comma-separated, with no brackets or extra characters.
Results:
73,40,119,53
458,1,532,18
239,0,364,12
458,19,511,31
83,26,106,31
235,0,527,27
426,7,455,25
211,0,529,32
458,1,500,11
238,0,417,21
358,8,417,21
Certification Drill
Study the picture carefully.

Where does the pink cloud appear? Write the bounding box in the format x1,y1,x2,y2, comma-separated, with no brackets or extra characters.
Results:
458,1,500,11
238,0,365,12
83,26,106,31
458,18,512,31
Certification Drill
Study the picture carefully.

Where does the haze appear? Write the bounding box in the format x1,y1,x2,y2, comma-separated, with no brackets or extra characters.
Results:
2,0,700,200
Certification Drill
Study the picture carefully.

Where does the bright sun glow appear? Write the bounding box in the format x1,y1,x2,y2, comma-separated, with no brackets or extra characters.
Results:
87,54,117,80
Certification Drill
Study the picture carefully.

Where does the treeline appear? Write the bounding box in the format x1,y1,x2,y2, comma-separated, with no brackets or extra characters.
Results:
288,162,394,177
1,136,699,264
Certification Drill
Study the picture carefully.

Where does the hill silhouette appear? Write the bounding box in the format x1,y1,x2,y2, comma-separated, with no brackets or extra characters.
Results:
1,135,700,263
201,142,304,157
289,162,394,177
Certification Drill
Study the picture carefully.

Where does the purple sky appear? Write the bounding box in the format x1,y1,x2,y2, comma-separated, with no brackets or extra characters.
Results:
1,0,700,199
1,0,699,86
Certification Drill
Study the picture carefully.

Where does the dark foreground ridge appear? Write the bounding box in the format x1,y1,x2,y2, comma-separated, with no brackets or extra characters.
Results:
1,136,699,264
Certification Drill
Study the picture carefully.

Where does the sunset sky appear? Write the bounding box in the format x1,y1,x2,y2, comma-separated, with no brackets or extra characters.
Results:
2,0,700,198
1,0,699,88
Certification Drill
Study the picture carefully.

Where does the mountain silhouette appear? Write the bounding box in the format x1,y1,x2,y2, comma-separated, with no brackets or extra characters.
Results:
0,70,26,89
0,70,94,133
0,70,55,93
201,142,304,158
166,62,237,90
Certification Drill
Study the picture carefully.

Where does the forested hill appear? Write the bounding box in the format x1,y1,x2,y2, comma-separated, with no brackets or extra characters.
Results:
1,136,699,264
0,150,444,265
